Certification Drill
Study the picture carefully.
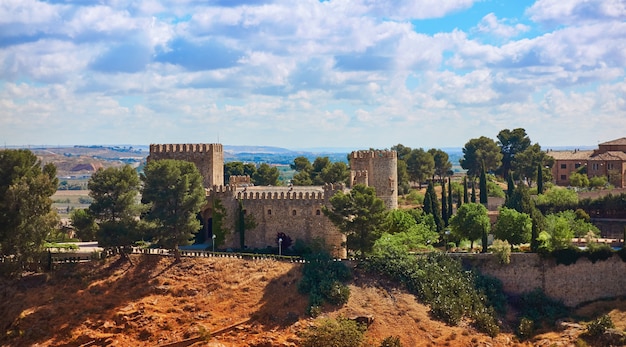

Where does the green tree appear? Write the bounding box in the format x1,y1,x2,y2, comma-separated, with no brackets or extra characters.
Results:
70,208,97,241
142,159,206,262
211,198,228,247
291,156,314,186
428,148,452,182
323,184,387,257
89,166,141,222
496,128,531,178
539,212,577,251
506,174,515,202
537,164,544,194
441,179,448,226
449,203,490,250
89,165,143,261
392,144,412,195
447,177,453,219
252,163,280,186
396,159,411,195
0,149,58,273
493,207,532,248
291,156,313,172
514,143,554,187
460,136,503,178
569,172,589,188
479,163,488,205
224,161,256,184
423,182,442,232
235,200,257,249
320,162,350,184
535,188,578,209
463,176,469,204
406,148,434,188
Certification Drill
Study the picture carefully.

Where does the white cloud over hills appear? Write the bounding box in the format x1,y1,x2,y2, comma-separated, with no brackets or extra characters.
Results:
1,0,625,149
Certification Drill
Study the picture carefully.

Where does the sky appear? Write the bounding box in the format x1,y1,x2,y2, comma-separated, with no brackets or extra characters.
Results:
1,0,625,150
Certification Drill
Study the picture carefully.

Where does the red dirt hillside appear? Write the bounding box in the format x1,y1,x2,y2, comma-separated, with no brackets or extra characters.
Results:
0,254,615,346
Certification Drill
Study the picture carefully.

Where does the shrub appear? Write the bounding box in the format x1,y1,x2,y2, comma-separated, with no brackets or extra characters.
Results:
585,243,614,263
298,251,351,315
405,190,424,205
491,239,511,265
517,317,534,340
380,335,403,347
515,288,569,329
366,245,501,335
586,314,615,337
300,318,366,347
551,246,582,265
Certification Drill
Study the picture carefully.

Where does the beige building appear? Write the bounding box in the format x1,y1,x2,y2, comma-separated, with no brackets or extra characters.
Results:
547,137,626,188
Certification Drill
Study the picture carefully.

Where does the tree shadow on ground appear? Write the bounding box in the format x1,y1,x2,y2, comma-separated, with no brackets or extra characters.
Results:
251,265,309,329
0,254,176,346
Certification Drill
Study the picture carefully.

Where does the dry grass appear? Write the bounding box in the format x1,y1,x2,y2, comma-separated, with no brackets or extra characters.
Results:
0,255,619,346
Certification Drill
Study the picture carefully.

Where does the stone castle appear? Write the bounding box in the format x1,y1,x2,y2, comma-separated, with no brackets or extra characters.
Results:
148,144,398,258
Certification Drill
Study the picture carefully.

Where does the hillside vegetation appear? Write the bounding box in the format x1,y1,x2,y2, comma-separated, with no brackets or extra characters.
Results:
3,254,625,346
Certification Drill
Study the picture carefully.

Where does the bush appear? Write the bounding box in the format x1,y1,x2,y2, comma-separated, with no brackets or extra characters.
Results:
491,239,511,265
379,335,403,347
405,190,424,205
586,314,615,337
298,251,351,315
551,246,583,265
585,243,614,263
515,288,569,329
517,317,534,340
366,245,502,335
300,318,366,347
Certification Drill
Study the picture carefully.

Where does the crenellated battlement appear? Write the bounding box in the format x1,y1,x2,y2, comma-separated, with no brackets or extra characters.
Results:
149,143,223,154
236,190,325,201
350,149,397,159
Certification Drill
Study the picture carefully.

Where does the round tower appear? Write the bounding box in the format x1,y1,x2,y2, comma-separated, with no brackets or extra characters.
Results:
349,150,397,209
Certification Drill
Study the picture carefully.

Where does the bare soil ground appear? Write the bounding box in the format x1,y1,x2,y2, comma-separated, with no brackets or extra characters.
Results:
0,255,622,347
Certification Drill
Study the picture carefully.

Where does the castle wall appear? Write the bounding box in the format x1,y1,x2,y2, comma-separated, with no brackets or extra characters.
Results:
206,184,347,258
461,253,626,307
148,143,224,188
349,150,398,209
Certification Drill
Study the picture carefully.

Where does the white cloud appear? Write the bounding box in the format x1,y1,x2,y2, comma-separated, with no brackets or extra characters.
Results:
474,13,530,39
528,0,626,26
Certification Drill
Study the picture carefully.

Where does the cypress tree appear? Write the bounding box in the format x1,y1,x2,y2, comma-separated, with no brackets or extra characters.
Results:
506,173,515,202
457,190,463,209
425,182,442,232
447,177,453,217
441,179,448,226
471,179,477,203
463,176,469,204
537,164,544,195
479,163,488,206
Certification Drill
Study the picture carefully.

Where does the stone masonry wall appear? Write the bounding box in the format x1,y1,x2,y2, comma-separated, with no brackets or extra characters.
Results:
207,184,347,258
461,253,626,307
349,150,398,209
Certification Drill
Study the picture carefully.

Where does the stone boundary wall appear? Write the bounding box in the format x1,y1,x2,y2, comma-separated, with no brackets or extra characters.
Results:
459,253,626,307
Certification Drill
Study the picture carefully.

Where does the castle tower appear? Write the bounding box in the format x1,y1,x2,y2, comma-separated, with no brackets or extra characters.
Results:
148,143,224,188
349,149,398,209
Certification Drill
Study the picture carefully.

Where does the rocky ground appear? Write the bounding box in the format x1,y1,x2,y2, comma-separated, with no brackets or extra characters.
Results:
0,254,624,346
